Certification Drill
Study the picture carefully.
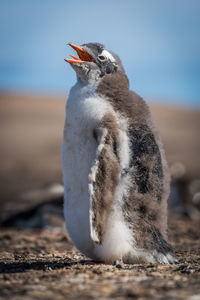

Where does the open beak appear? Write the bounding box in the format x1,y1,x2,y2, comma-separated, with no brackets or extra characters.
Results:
65,43,94,64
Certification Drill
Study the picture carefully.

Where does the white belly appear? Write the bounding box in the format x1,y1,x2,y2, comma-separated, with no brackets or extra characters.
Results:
62,83,133,261
62,83,110,258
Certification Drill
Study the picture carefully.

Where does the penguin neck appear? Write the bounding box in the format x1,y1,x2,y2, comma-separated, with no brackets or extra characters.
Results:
96,71,130,96
94,71,129,107
70,78,99,100
76,73,101,88
74,77,100,93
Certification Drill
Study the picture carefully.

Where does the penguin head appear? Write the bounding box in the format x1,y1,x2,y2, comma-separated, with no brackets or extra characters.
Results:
65,42,122,84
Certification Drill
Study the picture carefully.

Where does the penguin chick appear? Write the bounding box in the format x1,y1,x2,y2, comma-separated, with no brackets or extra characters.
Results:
62,42,178,264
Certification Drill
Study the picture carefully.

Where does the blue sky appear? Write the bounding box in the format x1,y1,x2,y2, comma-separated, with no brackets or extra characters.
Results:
0,0,200,108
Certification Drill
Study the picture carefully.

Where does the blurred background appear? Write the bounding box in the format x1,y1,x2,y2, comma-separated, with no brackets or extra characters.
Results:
0,0,200,228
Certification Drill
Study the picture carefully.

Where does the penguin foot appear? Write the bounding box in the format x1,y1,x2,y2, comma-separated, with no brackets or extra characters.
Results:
153,251,179,264
122,250,179,265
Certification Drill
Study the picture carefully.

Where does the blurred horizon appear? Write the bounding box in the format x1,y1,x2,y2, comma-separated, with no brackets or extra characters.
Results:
0,0,200,108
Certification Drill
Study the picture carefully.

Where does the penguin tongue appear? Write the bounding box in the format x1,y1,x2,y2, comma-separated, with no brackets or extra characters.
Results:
65,43,94,63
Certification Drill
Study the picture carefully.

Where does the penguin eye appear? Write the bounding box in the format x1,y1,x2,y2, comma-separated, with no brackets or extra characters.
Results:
98,55,106,61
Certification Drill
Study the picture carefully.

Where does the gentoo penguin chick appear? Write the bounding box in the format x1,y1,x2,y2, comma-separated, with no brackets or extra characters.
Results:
62,42,178,264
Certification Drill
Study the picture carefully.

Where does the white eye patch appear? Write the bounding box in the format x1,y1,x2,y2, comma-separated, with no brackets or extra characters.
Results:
101,49,115,62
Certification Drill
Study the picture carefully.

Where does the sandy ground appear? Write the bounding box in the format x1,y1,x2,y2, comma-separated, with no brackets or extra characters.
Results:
0,217,200,300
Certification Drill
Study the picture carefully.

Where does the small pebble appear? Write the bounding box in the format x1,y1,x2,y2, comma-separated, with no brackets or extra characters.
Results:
116,264,122,269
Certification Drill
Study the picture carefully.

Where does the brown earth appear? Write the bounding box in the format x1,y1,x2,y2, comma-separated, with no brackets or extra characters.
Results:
0,217,200,300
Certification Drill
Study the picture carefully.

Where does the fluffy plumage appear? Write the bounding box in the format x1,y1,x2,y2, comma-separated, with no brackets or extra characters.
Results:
62,42,178,264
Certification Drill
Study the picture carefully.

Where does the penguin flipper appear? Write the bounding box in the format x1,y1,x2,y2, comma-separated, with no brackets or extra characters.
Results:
88,114,121,245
